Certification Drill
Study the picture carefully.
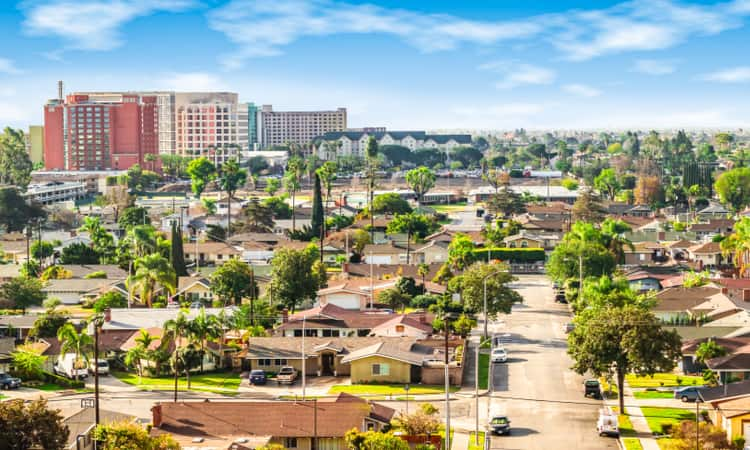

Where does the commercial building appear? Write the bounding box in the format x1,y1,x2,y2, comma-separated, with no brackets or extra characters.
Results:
44,92,158,171
26,125,44,165
173,92,244,164
24,181,86,205
256,104,347,149
316,130,472,159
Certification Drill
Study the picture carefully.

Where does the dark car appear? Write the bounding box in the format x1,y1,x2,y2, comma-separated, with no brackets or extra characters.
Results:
584,379,601,399
249,370,267,385
555,291,568,304
489,415,511,435
0,372,21,390
674,386,704,402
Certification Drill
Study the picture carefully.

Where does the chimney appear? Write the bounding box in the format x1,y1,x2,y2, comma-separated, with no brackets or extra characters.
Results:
282,309,289,323
721,287,728,295
57,80,63,101
104,308,112,322
152,403,162,428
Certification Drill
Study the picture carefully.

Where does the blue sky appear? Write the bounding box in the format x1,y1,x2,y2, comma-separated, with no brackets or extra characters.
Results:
1,0,750,130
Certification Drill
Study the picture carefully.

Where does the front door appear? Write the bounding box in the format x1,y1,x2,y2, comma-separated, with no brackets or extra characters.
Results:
322,353,334,376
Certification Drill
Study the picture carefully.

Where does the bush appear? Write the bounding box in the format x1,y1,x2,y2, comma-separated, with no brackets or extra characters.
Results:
411,294,439,309
733,436,746,450
660,422,673,435
84,271,107,279
43,371,85,389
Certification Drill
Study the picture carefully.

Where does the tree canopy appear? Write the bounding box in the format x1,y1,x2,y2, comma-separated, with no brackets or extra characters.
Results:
0,399,69,450
186,157,217,198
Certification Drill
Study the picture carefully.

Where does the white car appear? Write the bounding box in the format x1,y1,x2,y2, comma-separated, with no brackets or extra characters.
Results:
491,348,508,363
89,359,110,376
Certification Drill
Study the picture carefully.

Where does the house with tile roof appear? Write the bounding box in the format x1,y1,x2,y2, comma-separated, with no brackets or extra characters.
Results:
688,242,725,269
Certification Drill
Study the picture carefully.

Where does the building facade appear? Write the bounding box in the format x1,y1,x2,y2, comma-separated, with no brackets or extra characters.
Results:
257,104,347,149
316,130,472,159
173,92,244,164
26,125,44,165
44,93,159,171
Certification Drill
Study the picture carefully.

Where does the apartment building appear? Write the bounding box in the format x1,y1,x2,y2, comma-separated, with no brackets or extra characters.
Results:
25,181,86,205
25,125,44,165
316,130,472,159
44,92,158,171
256,105,347,149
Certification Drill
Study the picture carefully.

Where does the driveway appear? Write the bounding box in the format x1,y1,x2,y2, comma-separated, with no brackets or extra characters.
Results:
487,275,618,450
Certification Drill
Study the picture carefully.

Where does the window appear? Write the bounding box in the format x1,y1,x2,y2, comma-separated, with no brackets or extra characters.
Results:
257,359,271,366
274,359,287,366
293,329,303,337
285,438,298,448
372,363,390,376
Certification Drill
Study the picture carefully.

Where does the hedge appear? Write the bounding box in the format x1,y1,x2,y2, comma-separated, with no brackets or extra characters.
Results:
471,248,546,263
43,371,85,389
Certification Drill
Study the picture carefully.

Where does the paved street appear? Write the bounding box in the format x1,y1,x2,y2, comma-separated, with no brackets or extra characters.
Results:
486,275,618,450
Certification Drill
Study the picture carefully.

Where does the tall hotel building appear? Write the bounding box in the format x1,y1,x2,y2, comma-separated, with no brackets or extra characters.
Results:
256,105,347,149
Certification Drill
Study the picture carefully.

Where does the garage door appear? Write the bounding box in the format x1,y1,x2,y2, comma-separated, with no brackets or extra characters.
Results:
328,294,361,309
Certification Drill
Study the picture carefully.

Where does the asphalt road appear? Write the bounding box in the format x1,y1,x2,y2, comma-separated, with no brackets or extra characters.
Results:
487,275,618,450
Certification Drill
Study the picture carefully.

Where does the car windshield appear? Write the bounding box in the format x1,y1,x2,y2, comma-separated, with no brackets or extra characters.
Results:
98,362,108,367
280,368,293,373
585,380,599,386
251,371,264,375
492,349,505,354
491,417,508,425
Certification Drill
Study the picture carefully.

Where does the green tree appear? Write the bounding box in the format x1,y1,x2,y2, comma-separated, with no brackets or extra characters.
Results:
94,420,180,450
0,276,45,314
125,164,159,191
345,429,409,450
387,213,434,265
311,172,325,242
568,305,681,412
11,344,48,380
170,222,188,277
0,187,45,232
405,167,436,206
600,219,634,264
59,242,100,264
447,262,522,318
31,241,55,266
447,233,475,271
284,157,305,231
571,188,606,223
57,323,93,369
593,168,621,201
242,197,275,233
695,339,729,365
186,157,217,198
29,309,69,338
127,253,176,307
79,217,115,262
0,399,69,450
715,167,750,212
0,127,34,190
202,198,217,215
210,258,257,315
365,136,380,241
378,287,411,312
269,247,325,312
265,177,281,196
188,308,221,373
163,312,191,392
485,186,526,218
118,206,151,230
218,158,247,233
546,222,617,285
372,193,413,215
721,217,750,278
93,291,127,312
452,313,477,338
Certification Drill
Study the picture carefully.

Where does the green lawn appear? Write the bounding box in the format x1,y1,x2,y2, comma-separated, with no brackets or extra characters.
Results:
468,431,485,450
626,374,703,388
619,413,636,437
432,203,468,213
633,390,675,400
639,407,695,434
623,438,644,450
112,370,240,393
478,353,489,390
328,384,459,396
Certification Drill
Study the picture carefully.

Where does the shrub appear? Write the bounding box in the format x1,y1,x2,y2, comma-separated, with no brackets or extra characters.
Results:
84,271,107,279
660,422,673,435
43,371,85,389
733,436,746,450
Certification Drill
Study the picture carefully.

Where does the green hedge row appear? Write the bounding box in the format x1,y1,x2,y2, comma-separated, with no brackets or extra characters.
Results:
44,371,86,389
471,248,546,263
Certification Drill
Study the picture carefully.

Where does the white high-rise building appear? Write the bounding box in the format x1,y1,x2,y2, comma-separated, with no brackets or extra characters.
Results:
257,105,347,149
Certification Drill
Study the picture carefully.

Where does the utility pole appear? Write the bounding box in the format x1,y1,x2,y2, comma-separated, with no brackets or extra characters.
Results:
302,316,306,399
313,398,318,450
444,313,451,450
93,314,102,430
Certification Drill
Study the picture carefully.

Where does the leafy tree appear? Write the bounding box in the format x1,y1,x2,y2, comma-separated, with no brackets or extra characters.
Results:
451,146,483,168
188,308,221,373
393,408,441,435
57,323,93,369
546,222,617,284
485,186,526,218
269,246,325,312
344,429,409,450
411,293,439,309
263,196,292,219
40,265,72,281
600,219,634,264
571,188,606,223
29,310,69,338
695,339,728,365
205,224,227,242
59,242,100,264
593,168,621,201
125,164,159,191
202,198,217,215
447,262,522,317
417,263,430,290
0,276,45,314
242,197,275,233
405,167,436,206
247,155,269,175
386,213,435,264
163,312,191,391
378,288,411,312
634,175,664,208
715,167,750,213
284,157,304,231
0,187,45,232
0,127,34,190
79,217,115,262
669,421,732,450
210,258,257,314
11,344,48,380
118,206,151,229
94,420,180,450
264,177,281,196
372,193,413,215
218,158,247,232
568,305,681,412
127,254,176,307
447,233,475,271
31,241,55,266
311,172,325,241
186,157,217,198
452,313,477,338
721,217,750,277
0,398,69,450
561,178,579,190
482,167,509,193
93,291,127,313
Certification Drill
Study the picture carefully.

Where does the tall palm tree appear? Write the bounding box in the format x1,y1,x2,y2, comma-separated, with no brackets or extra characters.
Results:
57,323,93,370
217,158,247,235
127,253,176,307
284,157,304,231
189,309,221,373
601,219,634,264
164,312,191,399
124,345,147,384
124,225,157,258
722,217,750,277
418,263,430,292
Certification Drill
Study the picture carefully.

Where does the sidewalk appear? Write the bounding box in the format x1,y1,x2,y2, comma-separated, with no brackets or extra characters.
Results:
607,382,660,450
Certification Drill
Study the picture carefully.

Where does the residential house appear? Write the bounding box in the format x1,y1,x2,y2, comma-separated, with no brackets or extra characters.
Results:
42,278,117,305
688,242,725,269
706,347,750,384
341,340,437,384
344,262,443,281
317,283,372,311
362,243,409,265
186,242,243,266
502,231,560,250
275,304,405,338
63,408,135,450
120,327,222,372
690,219,735,239
410,241,449,265
681,337,750,374
625,204,653,217
0,233,30,264
0,315,37,340
665,239,697,262
368,315,433,338
651,286,722,322
697,204,731,220
518,218,566,233
623,242,667,266
150,395,395,450
175,276,214,304
702,381,750,442
716,279,750,305
523,202,572,221
425,229,485,246
101,307,237,332
0,338,14,371
57,264,128,280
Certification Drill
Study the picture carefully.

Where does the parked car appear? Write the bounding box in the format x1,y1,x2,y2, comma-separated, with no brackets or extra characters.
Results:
88,359,110,376
674,386,704,402
488,415,511,435
584,379,601,399
249,370,267,385
189,302,203,309
555,291,568,303
276,366,298,385
0,372,21,390
597,409,619,437
491,348,508,363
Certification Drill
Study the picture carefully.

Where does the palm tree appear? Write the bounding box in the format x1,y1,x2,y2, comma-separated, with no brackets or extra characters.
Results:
189,309,221,373
365,136,379,242
418,263,430,292
127,253,176,307
214,309,231,369
284,157,304,231
217,159,247,235
601,219,634,264
124,225,157,258
57,323,93,371
722,217,750,277
125,345,147,384
144,153,157,172
164,312,191,399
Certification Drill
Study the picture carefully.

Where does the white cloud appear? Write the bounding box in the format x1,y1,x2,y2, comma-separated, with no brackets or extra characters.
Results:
0,58,22,75
480,62,555,89
632,59,677,75
562,84,602,98
701,67,750,83
21,1,196,51
153,73,228,91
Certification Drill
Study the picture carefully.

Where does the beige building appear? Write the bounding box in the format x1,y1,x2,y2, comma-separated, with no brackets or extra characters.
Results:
257,104,347,149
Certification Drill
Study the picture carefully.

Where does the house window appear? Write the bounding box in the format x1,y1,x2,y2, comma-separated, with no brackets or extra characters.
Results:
395,325,405,333
274,359,287,366
305,329,318,337
372,363,390,376
521,240,529,248
639,254,645,261
285,437,298,448
293,330,303,337
322,329,333,337
257,359,271,366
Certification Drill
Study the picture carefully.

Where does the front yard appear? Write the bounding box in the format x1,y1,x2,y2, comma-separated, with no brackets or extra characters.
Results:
329,384,459,397
633,390,675,400
112,370,240,394
478,353,489,390
639,407,695,434
626,374,703,388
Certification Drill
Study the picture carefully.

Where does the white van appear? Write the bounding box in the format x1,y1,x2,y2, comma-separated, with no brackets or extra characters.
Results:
54,353,89,379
